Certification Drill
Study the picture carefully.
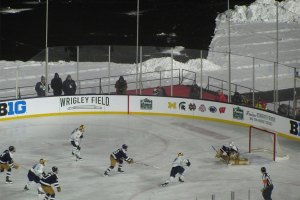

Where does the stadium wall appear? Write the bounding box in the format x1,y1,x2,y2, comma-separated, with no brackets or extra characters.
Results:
0,95,299,141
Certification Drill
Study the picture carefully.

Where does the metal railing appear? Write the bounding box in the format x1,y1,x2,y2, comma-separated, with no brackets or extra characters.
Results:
1,69,186,100
1,44,300,118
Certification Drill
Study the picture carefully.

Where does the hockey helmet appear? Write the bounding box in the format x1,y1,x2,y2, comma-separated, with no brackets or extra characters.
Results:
52,166,58,173
39,158,46,165
79,125,85,131
178,152,183,156
9,146,16,152
261,167,266,173
122,144,128,151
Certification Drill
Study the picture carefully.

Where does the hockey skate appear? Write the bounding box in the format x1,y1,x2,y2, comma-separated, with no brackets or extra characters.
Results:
6,177,13,184
160,182,169,187
24,185,29,191
37,188,45,195
117,168,124,173
178,177,184,183
104,171,109,176
75,155,82,161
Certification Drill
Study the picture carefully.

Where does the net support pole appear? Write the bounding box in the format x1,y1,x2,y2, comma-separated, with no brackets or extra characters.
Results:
135,0,140,95
249,126,252,153
139,46,143,95
108,45,111,94
76,46,79,94
45,0,49,96
252,57,255,107
171,48,174,97
200,50,203,99
274,132,276,161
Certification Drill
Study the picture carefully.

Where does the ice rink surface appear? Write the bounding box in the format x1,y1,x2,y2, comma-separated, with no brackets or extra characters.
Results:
0,114,300,200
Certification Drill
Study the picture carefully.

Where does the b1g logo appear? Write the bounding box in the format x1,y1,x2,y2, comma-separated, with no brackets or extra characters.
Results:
0,101,27,117
290,120,300,136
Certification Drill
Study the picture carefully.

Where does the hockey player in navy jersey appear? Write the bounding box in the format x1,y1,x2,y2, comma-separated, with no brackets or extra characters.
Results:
40,166,61,200
70,124,85,161
0,146,19,183
24,158,46,193
104,144,134,176
161,152,191,187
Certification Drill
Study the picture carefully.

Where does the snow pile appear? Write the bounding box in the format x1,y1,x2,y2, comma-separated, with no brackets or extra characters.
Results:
127,57,221,76
217,0,300,24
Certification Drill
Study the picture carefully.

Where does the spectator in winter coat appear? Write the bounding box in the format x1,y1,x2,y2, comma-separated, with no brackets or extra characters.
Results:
189,81,200,99
216,90,227,103
51,73,63,96
63,74,76,95
256,97,267,110
35,76,46,97
232,92,242,105
153,86,167,97
115,76,127,95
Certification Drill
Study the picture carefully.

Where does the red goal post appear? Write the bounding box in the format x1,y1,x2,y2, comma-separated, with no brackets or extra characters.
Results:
249,126,277,161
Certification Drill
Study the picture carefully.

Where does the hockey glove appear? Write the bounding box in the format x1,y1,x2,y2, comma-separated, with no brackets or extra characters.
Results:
13,163,20,169
77,146,81,151
57,187,61,192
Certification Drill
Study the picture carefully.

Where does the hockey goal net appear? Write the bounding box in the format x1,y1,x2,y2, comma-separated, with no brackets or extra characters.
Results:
249,126,289,161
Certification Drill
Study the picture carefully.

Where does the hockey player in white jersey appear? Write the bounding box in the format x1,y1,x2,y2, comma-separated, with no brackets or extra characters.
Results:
161,152,191,187
24,158,46,194
70,125,85,161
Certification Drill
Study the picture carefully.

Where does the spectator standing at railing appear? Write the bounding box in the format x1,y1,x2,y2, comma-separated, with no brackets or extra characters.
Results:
63,74,77,95
115,76,127,95
153,86,167,97
232,92,242,105
261,98,267,110
51,73,63,96
35,76,46,97
216,90,227,103
241,95,251,106
256,97,267,110
189,81,200,99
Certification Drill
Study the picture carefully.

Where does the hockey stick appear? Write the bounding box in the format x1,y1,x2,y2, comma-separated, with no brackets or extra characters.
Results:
134,161,160,169
211,145,218,153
